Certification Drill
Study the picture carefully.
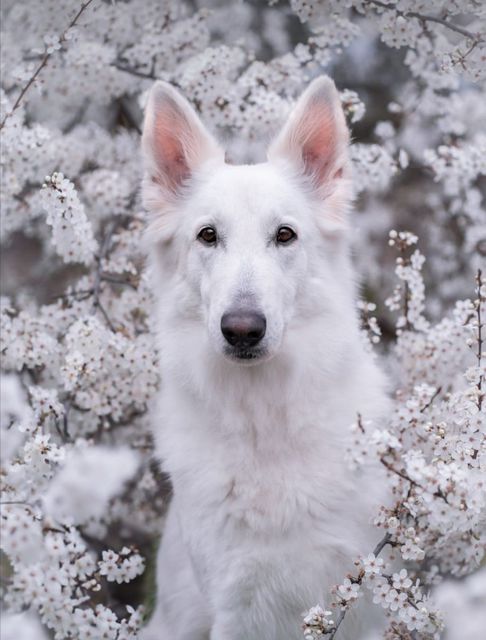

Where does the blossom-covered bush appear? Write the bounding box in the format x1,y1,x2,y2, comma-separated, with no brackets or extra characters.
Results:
0,1,484,638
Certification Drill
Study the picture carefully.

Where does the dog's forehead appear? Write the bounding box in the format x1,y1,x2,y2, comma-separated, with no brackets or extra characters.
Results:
195,163,303,220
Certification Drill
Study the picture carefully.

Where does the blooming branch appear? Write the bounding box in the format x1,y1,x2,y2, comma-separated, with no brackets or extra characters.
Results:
0,0,95,131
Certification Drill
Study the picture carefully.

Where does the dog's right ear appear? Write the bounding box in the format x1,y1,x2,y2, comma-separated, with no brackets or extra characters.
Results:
142,82,224,215
267,76,351,231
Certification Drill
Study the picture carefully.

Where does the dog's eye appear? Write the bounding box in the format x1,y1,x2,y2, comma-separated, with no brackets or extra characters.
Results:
276,226,297,244
197,226,217,245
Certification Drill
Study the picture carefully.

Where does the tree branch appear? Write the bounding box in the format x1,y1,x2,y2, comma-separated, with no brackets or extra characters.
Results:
365,0,484,42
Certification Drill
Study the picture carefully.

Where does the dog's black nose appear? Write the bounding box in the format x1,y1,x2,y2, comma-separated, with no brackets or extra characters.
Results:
221,311,266,348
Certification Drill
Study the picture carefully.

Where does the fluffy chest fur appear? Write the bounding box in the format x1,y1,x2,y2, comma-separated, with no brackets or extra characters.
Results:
150,350,388,640
158,347,384,543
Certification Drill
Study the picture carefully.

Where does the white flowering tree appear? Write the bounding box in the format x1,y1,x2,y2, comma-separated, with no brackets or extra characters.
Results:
1,1,485,639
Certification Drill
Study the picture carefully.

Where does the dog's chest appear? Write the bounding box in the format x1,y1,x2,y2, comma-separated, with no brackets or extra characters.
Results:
159,372,385,630
218,431,345,533
172,411,374,611
171,400,359,538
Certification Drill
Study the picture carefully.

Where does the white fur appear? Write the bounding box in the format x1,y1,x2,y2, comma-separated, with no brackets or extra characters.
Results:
141,77,389,640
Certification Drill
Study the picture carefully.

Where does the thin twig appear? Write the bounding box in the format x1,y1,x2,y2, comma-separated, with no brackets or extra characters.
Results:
356,413,366,434
0,0,96,131
91,221,118,331
380,456,421,487
101,274,138,289
476,269,483,411
380,456,449,504
328,533,393,639
419,386,442,413
113,62,156,81
96,299,117,332
62,401,72,441
49,288,94,302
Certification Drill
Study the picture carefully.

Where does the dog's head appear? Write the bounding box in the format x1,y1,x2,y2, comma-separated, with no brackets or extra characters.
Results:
142,77,354,365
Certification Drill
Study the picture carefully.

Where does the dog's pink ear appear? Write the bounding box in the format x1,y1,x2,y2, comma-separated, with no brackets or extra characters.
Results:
268,76,349,205
142,82,223,210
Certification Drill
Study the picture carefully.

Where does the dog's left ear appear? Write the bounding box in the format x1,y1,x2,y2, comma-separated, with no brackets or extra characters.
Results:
268,76,351,228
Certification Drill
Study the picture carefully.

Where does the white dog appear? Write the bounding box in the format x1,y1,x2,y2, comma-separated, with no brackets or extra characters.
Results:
140,76,389,640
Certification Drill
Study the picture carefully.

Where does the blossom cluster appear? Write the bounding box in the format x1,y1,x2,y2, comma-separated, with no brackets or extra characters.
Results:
40,172,98,265
306,245,485,640
1,0,485,638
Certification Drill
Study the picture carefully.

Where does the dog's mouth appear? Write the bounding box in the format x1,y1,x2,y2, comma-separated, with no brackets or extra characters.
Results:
223,346,268,363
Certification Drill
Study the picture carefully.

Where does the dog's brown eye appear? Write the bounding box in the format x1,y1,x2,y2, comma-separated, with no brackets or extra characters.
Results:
198,226,217,245
276,226,297,244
